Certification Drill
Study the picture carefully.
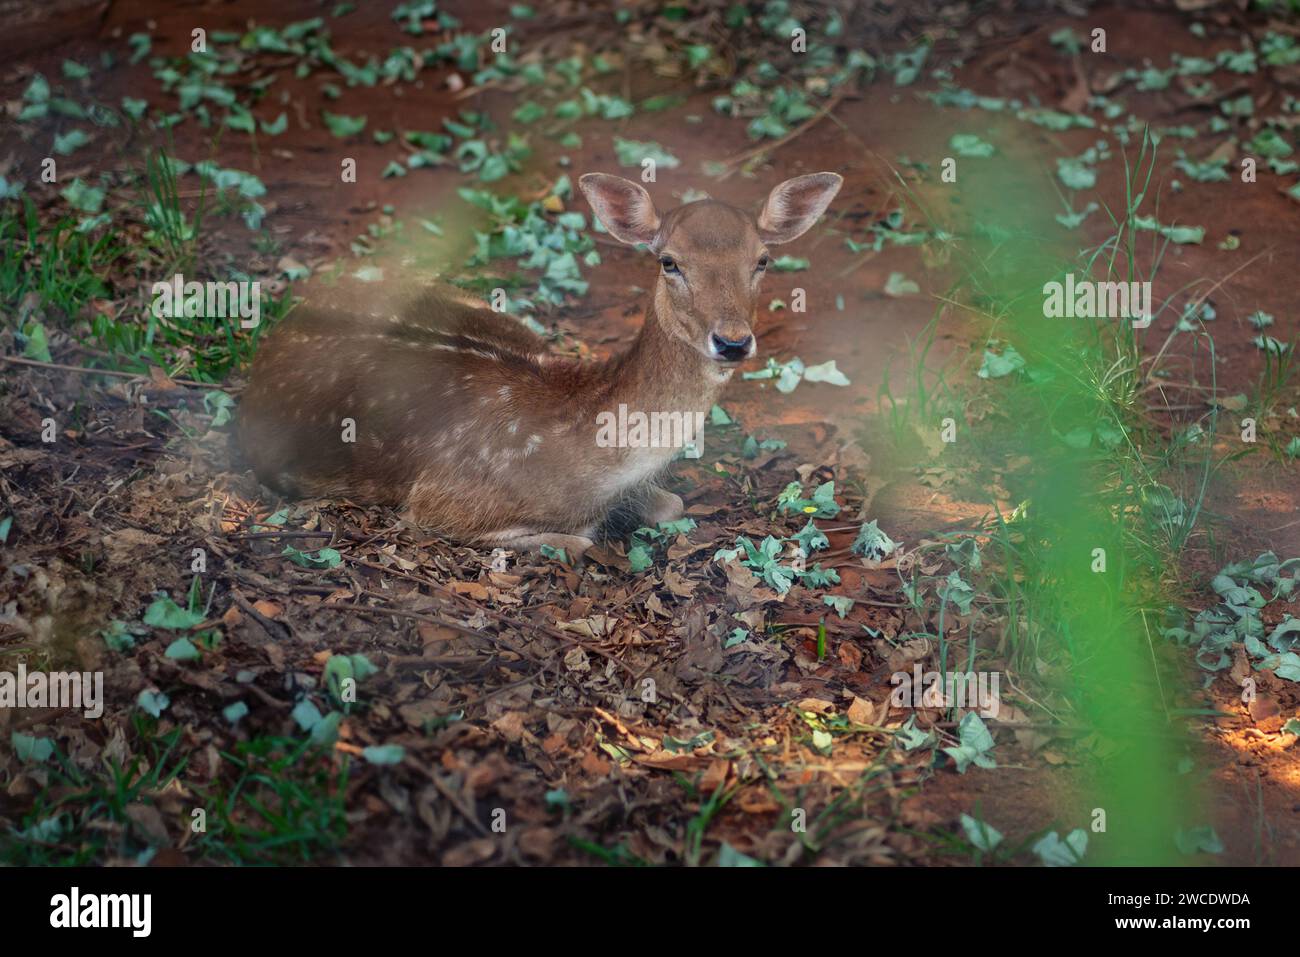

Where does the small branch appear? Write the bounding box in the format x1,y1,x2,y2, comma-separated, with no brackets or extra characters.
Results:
0,354,235,392
719,92,846,176
344,557,625,661
226,530,340,540
230,589,292,642
317,601,495,643
928,719,1195,740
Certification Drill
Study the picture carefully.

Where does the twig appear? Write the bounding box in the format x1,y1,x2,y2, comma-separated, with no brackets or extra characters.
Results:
317,601,495,643
230,589,292,641
928,719,1194,739
718,92,845,176
426,771,490,836
345,559,638,676
0,355,234,391
227,530,341,540
454,673,545,713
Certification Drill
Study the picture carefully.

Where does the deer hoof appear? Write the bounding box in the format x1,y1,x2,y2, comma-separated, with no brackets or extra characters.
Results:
646,489,685,525
497,532,595,563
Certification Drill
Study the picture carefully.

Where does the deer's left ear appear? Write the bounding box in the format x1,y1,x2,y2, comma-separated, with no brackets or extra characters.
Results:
757,172,843,244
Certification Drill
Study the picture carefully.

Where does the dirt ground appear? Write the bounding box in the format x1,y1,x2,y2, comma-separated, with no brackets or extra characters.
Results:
1,0,1297,865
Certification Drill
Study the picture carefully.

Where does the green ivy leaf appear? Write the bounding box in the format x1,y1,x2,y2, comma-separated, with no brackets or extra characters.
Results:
942,712,997,773
612,137,679,169
823,594,853,619
282,546,342,569
53,129,91,155
223,701,249,724
949,133,995,157
260,112,288,135
164,637,201,661
960,814,1004,851
1034,828,1088,866
363,744,406,765
143,596,205,630
293,699,324,731
851,520,898,559
137,689,170,717
977,346,1026,379
13,732,55,763
322,111,367,137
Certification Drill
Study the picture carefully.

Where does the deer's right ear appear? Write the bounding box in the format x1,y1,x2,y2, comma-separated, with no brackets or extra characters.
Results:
579,173,661,248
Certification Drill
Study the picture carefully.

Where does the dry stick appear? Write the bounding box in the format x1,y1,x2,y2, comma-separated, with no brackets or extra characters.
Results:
10,707,69,731
718,92,846,177
386,653,492,669
317,601,496,643
427,593,638,678
453,673,544,713
347,558,637,677
227,529,340,541
1002,672,1066,726
230,590,292,641
1142,248,1271,382
326,598,562,704
331,596,575,714
426,771,491,836
848,595,909,608
0,354,234,392
334,575,634,682
1141,610,1171,723
929,719,1197,740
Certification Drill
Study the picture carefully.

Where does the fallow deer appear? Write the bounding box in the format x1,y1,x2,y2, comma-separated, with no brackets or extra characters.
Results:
237,171,843,558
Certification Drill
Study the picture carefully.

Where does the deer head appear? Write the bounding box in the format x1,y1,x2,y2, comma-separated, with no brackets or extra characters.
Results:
579,171,843,365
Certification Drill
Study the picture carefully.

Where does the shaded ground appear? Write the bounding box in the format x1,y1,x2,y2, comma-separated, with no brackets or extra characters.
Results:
1,0,1298,865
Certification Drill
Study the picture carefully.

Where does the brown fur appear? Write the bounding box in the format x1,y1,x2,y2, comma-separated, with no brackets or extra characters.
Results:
237,172,842,556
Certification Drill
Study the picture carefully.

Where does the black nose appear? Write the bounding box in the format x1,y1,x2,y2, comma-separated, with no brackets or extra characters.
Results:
710,333,753,362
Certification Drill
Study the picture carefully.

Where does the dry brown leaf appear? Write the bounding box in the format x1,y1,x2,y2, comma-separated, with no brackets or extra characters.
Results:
847,696,875,725
252,599,283,619
449,580,489,601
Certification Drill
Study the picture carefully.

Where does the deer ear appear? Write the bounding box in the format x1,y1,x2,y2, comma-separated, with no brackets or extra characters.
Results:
757,172,843,244
579,173,661,247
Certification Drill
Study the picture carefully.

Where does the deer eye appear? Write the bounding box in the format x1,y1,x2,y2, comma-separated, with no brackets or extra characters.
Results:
659,256,681,275
755,255,769,272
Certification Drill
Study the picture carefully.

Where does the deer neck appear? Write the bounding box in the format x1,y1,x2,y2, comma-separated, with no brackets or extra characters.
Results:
604,289,731,417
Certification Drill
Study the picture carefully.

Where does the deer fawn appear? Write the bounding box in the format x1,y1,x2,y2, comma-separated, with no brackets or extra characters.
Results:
238,171,842,558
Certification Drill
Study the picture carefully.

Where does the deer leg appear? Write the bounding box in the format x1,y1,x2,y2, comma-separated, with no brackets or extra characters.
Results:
482,527,595,562
643,486,685,525
594,485,684,540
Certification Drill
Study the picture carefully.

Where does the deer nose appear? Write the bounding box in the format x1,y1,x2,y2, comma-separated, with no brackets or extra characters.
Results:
709,333,754,362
